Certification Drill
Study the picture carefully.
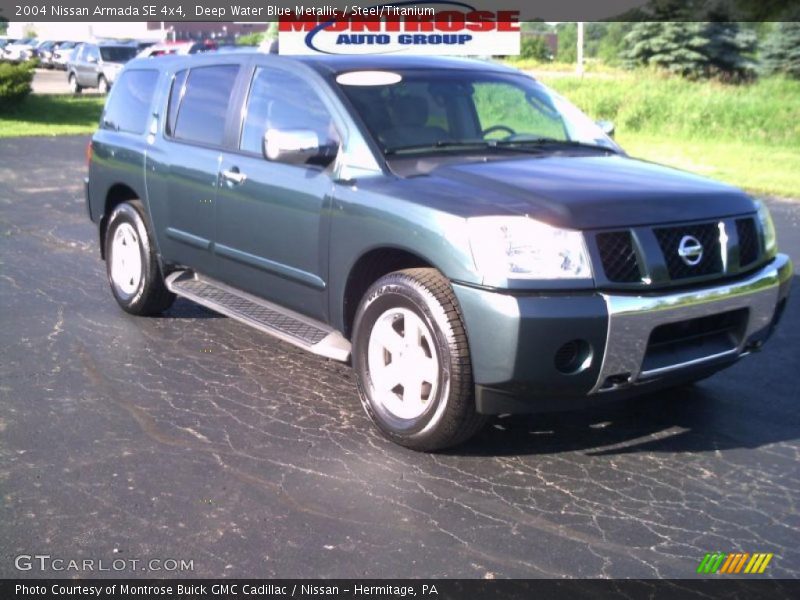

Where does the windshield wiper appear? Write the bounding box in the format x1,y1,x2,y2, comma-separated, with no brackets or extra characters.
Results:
384,138,617,156
384,140,495,156
493,138,617,153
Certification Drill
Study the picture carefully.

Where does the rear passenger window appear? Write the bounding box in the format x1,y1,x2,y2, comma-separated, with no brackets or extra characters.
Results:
172,65,239,147
101,69,159,134
240,67,335,155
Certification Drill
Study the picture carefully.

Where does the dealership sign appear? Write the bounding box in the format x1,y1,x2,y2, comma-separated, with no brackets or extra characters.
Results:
278,3,520,56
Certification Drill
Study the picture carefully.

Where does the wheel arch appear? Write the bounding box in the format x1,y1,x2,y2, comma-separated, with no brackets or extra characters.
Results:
339,246,440,339
99,183,143,260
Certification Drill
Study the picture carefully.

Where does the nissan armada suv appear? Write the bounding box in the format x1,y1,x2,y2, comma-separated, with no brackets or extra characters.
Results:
85,54,792,451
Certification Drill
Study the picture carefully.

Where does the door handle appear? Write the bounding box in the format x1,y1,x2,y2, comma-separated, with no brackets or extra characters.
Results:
221,168,247,185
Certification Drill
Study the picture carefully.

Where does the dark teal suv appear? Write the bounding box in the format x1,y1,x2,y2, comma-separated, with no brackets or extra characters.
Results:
85,54,792,450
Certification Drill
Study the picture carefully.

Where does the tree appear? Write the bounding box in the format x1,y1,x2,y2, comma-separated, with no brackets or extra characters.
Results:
621,21,758,80
703,21,757,81
597,22,635,65
519,35,552,61
622,22,709,77
760,21,800,79
521,21,553,35
556,23,578,62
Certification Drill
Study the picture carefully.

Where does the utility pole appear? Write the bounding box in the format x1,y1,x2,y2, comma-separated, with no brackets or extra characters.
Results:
576,21,584,76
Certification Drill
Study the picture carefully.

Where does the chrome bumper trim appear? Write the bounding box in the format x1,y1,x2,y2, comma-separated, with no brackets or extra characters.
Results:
590,254,792,394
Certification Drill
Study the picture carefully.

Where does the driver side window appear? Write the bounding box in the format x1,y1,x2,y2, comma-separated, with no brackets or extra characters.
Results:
473,82,567,141
240,67,336,156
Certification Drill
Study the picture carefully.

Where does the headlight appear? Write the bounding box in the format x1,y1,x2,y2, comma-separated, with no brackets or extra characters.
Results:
467,216,592,280
755,199,777,256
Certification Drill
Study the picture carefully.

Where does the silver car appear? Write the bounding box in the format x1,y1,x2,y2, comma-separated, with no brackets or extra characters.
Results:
66,42,137,94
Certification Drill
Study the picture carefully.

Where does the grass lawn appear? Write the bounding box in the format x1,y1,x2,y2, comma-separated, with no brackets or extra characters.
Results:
618,134,800,198
0,94,104,137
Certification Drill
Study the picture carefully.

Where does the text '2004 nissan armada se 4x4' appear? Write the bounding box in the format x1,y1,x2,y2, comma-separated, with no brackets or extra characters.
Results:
86,55,792,451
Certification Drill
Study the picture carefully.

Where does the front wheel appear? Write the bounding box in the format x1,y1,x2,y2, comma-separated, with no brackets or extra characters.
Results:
352,268,485,451
104,200,175,316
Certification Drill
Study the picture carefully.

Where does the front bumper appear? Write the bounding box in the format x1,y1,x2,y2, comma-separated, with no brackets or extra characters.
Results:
453,254,792,414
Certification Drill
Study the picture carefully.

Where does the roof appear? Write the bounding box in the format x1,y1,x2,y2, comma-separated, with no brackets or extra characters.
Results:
125,52,520,76
294,55,519,75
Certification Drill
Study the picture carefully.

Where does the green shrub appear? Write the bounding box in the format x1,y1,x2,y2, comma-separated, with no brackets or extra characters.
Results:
0,61,35,110
236,32,265,46
519,36,551,61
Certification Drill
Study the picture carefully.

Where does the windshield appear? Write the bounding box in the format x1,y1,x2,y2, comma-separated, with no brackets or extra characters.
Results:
100,46,137,62
336,69,618,155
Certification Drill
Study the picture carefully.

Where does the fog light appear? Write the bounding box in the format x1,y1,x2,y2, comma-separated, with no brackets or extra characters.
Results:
554,339,593,374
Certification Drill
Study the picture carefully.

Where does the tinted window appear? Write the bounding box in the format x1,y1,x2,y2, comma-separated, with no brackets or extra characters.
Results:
100,46,137,62
173,65,239,146
101,70,159,134
240,67,335,155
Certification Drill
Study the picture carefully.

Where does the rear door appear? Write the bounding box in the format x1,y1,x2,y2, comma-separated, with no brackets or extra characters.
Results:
151,64,242,273
214,64,340,321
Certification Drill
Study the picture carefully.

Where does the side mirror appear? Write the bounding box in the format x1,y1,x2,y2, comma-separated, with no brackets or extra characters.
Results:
87,55,98,64
596,120,615,139
263,128,337,167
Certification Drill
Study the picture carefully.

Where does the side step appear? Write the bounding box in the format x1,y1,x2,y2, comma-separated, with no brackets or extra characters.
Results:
165,271,351,362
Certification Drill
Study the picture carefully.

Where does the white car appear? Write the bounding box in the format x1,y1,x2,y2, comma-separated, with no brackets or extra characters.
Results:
2,38,38,62
51,41,80,70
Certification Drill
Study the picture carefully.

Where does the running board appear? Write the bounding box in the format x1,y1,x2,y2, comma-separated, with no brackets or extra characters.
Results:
165,271,351,362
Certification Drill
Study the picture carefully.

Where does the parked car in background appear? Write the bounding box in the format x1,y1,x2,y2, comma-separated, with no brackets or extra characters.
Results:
85,54,791,450
67,42,138,93
0,37,17,56
33,40,66,68
51,41,80,70
136,40,217,58
135,41,157,53
2,38,37,62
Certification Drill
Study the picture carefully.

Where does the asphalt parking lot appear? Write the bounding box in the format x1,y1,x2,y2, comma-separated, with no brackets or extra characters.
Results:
1,136,798,579
31,68,101,95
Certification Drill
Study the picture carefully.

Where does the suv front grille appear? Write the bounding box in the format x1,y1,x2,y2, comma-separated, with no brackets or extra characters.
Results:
596,231,641,283
654,223,723,280
593,216,764,288
736,217,759,267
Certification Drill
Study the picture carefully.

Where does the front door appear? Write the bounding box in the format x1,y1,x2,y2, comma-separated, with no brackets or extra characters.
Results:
215,65,339,321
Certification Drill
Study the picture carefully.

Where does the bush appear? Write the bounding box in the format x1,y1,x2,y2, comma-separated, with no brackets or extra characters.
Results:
236,32,265,46
0,61,35,110
519,36,551,61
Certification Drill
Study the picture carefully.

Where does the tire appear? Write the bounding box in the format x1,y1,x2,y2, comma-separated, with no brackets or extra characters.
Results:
97,75,109,94
68,73,82,94
352,268,485,451
104,200,175,316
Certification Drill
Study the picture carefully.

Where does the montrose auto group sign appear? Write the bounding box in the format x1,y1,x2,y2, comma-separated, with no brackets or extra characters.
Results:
277,2,521,56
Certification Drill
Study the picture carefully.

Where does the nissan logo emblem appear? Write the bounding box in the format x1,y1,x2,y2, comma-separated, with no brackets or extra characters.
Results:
678,235,704,266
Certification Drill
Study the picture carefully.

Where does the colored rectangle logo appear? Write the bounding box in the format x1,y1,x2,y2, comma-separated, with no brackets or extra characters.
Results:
697,552,773,574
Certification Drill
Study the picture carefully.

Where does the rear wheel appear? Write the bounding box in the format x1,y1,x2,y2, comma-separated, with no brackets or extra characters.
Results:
97,75,109,94
68,73,82,94
104,200,174,316
352,268,485,451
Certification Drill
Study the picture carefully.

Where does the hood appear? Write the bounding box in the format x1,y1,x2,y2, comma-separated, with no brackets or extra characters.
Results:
380,154,756,230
